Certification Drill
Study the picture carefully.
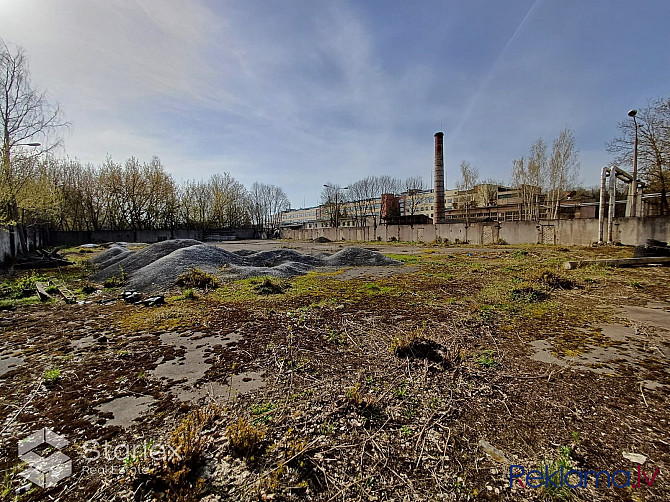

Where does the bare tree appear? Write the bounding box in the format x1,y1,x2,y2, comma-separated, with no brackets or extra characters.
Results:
404,175,426,220
456,161,479,224
320,183,347,227
511,138,546,221
347,180,369,227
607,98,670,215
250,182,290,234
547,128,580,219
1,39,67,226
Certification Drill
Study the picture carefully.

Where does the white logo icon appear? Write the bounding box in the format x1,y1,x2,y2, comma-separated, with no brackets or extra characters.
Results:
18,428,72,488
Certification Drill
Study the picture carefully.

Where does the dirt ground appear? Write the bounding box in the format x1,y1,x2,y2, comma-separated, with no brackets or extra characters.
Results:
0,241,668,501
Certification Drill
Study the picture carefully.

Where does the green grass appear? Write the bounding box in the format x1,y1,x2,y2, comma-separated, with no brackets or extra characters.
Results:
384,253,421,264
43,367,61,382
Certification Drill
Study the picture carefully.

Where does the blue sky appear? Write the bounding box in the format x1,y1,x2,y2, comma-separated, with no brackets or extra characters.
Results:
1,0,669,208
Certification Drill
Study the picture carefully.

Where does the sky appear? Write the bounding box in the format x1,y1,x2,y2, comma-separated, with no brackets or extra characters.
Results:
1,0,669,208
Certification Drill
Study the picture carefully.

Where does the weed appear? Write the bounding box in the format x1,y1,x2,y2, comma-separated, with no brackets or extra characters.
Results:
45,284,60,295
103,272,126,288
384,253,421,264
176,267,219,289
1,464,22,501
511,285,549,302
251,401,277,424
319,421,335,435
181,288,197,300
326,329,345,345
127,404,220,500
540,446,574,501
226,418,265,457
0,272,48,299
254,277,287,295
536,270,575,290
345,383,374,408
629,280,643,288
477,350,497,368
80,281,97,294
363,282,396,295
43,367,61,382
399,425,413,438
137,370,147,380
394,381,408,399
571,431,580,444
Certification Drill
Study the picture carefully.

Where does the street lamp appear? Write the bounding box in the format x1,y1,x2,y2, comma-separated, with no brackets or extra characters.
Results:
16,142,41,147
628,109,638,217
323,184,349,228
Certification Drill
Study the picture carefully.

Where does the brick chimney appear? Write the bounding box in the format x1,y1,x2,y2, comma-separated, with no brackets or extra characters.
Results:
434,132,445,223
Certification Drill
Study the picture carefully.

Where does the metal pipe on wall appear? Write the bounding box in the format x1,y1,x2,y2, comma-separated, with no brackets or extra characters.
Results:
607,167,617,244
598,167,609,244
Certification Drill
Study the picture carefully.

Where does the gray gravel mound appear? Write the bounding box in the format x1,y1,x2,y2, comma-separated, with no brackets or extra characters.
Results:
325,247,401,267
90,241,401,292
227,261,316,279
90,245,127,265
243,249,324,268
127,244,243,292
93,239,201,281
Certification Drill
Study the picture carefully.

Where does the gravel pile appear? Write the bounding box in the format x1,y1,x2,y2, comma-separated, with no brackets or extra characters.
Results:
324,247,400,267
92,239,201,282
127,244,243,292
90,240,401,293
90,245,129,267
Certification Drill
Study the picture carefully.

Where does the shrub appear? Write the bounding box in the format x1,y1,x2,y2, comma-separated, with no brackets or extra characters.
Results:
254,277,286,295
176,267,219,289
226,418,265,457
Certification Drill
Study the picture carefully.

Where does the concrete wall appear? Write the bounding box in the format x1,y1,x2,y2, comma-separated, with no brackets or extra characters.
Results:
0,225,48,264
281,217,670,247
0,227,11,263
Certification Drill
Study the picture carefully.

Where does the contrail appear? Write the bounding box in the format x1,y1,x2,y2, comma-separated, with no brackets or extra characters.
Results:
451,0,544,142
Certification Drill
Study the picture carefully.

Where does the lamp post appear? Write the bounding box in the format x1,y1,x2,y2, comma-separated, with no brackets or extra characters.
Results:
323,184,349,228
628,109,638,217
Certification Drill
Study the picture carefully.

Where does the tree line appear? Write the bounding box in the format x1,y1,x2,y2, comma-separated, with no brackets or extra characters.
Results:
3,154,289,232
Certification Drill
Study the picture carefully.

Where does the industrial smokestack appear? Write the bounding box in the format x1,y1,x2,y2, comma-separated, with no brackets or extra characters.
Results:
434,132,445,223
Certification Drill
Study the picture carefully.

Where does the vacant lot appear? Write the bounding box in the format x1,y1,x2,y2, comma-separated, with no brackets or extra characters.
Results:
1,241,668,501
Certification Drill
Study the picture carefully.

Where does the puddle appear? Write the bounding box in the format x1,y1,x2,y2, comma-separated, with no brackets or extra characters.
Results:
95,395,155,428
70,336,97,349
530,303,670,375
227,371,266,394
0,356,25,377
150,331,259,401
645,302,670,310
173,372,266,401
641,379,665,391
599,324,634,342
619,306,670,331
